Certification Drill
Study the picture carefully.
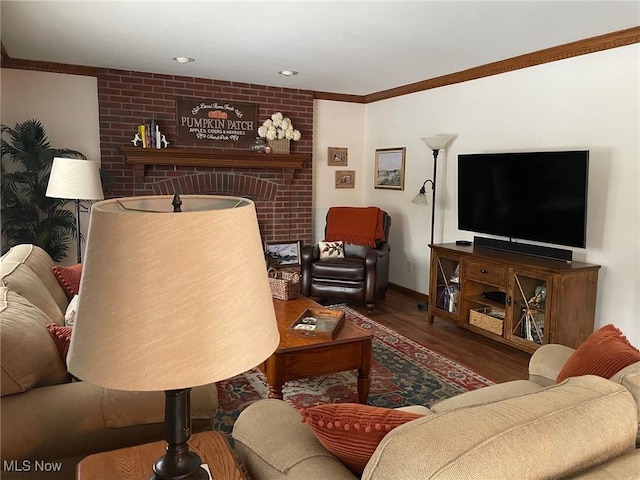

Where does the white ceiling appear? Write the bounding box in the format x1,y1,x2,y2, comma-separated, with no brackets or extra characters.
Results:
1,1,638,96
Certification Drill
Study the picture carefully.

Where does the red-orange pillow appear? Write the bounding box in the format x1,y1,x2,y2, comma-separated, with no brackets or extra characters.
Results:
556,324,640,383
51,264,82,300
300,403,423,475
46,323,73,366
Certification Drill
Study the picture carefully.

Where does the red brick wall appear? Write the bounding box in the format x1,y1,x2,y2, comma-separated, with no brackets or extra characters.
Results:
97,68,314,244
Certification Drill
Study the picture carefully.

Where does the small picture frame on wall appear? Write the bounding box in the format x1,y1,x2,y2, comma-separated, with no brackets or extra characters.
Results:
328,147,348,166
374,147,406,190
335,170,355,189
265,240,301,267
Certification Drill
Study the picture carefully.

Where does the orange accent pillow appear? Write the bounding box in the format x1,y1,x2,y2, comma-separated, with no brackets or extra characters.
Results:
51,264,83,300
300,403,423,475
556,324,640,383
46,324,73,366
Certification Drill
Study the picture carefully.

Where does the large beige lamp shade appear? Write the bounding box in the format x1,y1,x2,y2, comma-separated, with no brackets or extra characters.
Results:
68,194,280,479
67,195,280,390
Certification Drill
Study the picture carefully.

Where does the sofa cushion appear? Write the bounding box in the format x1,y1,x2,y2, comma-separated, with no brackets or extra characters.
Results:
568,449,640,479
51,263,83,300
1,288,69,396
233,399,356,479
1,261,65,325
395,405,432,415
1,379,218,465
312,257,365,281
431,379,543,413
556,324,640,383
528,343,576,386
1,244,69,314
101,383,218,428
363,376,638,480
301,403,424,475
610,361,640,446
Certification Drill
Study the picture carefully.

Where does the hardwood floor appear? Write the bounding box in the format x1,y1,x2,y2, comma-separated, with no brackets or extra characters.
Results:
345,286,532,383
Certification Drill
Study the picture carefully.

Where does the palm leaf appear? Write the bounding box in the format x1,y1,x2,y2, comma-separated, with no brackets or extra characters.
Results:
1,119,87,259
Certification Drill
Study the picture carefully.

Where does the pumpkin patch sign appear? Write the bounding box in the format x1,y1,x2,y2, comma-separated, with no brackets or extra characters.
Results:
176,97,258,145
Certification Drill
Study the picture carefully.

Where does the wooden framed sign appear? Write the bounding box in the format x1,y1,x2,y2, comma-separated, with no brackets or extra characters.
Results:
176,98,258,145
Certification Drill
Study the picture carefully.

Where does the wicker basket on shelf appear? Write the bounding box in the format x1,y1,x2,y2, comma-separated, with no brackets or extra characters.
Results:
469,307,504,335
267,268,300,300
267,138,290,154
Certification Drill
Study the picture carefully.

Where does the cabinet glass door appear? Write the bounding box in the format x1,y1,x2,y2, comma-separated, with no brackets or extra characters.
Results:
508,270,550,348
433,255,460,316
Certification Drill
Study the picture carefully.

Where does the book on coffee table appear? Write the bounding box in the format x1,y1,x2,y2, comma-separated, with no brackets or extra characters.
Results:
287,308,345,340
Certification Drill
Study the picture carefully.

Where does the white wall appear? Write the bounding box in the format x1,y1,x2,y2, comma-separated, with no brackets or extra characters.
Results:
1,69,101,264
4,45,638,345
312,100,366,241
317,44,640,346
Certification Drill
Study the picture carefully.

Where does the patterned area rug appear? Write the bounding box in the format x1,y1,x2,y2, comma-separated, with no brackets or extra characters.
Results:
214,306,494,435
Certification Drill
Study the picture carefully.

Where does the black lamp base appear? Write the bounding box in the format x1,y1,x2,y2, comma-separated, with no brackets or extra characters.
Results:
150,452,209,480
149,388,210,480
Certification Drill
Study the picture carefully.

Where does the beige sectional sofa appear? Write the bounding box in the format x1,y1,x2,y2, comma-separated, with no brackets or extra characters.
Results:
233,343,640,479
0,244,219,479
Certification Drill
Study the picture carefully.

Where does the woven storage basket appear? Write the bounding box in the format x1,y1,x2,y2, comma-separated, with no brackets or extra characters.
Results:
469,307,504,335
267,138,291,154
267,268,300,300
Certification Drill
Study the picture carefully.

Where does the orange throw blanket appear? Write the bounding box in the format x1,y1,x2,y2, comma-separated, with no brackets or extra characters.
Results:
325,207,386,247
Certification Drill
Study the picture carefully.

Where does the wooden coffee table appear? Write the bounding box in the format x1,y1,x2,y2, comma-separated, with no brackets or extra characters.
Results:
259,296,373,403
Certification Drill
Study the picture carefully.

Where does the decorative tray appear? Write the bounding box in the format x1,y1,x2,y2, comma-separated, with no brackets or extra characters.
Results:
286,308,345,340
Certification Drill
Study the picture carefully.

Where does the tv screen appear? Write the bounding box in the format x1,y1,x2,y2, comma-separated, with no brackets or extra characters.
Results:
458,151,589,248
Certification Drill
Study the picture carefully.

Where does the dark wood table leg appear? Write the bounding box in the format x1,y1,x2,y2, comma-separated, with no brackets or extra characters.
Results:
357,338,372,403
265,354,285,400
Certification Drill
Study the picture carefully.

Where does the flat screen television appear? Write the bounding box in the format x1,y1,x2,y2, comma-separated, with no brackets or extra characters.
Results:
457,150,589,248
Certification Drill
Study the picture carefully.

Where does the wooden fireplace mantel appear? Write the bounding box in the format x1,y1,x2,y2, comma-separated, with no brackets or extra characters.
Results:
120,146,307,170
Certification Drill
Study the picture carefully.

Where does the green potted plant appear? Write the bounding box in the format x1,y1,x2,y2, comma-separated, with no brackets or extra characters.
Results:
1,119,88,261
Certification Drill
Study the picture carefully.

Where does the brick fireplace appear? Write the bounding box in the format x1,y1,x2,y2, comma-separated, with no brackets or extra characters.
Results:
96,68,314,244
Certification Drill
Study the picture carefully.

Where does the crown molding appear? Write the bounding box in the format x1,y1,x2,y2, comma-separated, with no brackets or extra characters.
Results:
313,26,640,104
3,27,638,103
362,26,640,104
0,43,98,76
312,91,367,103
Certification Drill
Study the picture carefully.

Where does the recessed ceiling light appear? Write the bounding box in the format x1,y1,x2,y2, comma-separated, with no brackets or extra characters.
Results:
279,70,299,77
173,56,195,64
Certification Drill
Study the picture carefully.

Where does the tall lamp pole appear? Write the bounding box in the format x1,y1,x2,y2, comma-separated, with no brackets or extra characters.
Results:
46,157,104,263
413,135,455,311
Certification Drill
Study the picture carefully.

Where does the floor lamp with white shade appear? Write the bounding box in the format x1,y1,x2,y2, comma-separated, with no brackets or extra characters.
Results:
45,157,104,263
413,135,455,311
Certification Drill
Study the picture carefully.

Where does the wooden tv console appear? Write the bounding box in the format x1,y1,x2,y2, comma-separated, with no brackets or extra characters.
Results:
428,243,601,354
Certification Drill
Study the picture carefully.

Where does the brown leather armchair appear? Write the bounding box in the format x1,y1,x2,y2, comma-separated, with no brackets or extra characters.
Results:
300,208,391,312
